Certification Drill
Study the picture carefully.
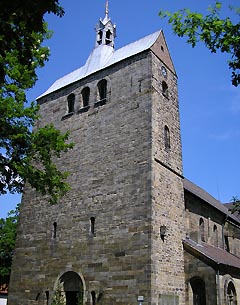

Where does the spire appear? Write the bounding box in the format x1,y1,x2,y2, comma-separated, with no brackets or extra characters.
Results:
95,0,116,48
105,0,109,19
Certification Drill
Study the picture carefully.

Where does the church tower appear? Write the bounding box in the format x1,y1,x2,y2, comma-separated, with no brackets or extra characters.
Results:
8,2,185,305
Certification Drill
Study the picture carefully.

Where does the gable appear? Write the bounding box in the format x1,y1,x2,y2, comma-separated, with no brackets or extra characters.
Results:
150,31,176,75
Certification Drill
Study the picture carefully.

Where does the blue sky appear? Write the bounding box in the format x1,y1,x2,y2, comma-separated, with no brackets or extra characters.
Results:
0,0,239,218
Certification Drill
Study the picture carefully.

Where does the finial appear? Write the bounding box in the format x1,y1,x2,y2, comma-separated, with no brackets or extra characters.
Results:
105,0,109,18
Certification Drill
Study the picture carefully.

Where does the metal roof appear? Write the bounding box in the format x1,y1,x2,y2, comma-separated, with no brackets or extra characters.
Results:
38,30,161,99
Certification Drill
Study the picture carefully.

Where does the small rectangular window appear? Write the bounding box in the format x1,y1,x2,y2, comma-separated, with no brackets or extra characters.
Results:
90,217,95,235
91,291,96,305
53,222,57,238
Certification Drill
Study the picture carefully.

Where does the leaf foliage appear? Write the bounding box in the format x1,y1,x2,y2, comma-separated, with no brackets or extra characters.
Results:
160,1,240,86
0,0,74,204
0,206,19,287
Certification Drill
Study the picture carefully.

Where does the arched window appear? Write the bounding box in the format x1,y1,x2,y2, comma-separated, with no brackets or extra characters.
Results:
95,79,107,107
213,225,218,247
97,30,103,45
162,81,169,98
67,93,75,113
164,125,170,150
190,277,206,305
81,87,90,108
226,281,237,305
98,79,107,101
105,29,112,45
225,235,230,252
199,218,205,242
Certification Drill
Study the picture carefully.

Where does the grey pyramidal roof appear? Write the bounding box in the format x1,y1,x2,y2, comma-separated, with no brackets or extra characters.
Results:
38,30,162,99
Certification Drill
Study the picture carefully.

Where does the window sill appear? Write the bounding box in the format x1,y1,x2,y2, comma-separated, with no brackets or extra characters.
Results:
162,92,169,99
94,99,106,108
78,105,90,114
61,112,74,120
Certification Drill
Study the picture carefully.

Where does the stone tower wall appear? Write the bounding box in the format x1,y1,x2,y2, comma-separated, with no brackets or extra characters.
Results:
151,49,185,305
9,51,154,305
9,37,186,305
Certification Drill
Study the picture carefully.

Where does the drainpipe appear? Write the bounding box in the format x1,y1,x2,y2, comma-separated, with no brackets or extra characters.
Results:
222,221,226,250
216,266,221,305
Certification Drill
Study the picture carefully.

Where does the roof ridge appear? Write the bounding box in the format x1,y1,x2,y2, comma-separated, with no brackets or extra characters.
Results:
183,177,240,224
37,30,162,99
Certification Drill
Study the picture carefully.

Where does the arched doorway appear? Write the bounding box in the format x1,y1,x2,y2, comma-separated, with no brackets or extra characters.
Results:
190,277,206,305
55,271,84,305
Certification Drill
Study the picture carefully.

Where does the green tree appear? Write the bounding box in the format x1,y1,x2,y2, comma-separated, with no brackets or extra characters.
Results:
0,0,73,204
160,1,240,87
0,206,19,288
51,285,65,305
231,196,240,213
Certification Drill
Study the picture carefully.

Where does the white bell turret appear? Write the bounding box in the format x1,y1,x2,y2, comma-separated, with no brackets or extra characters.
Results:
95,0,116,48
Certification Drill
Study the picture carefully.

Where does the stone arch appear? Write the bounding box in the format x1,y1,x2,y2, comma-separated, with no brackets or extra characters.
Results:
162,80,169,98
164,125,170,150
105,29,113,45
53,271,86,305
224,276,237,305
189,276,206,305
81,87,90,108
94,76,111,107
79,82,95,108
97,79,107,102
67,93,75,113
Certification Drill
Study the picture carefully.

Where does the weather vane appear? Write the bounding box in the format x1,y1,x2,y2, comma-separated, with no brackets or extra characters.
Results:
105,0,109,18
